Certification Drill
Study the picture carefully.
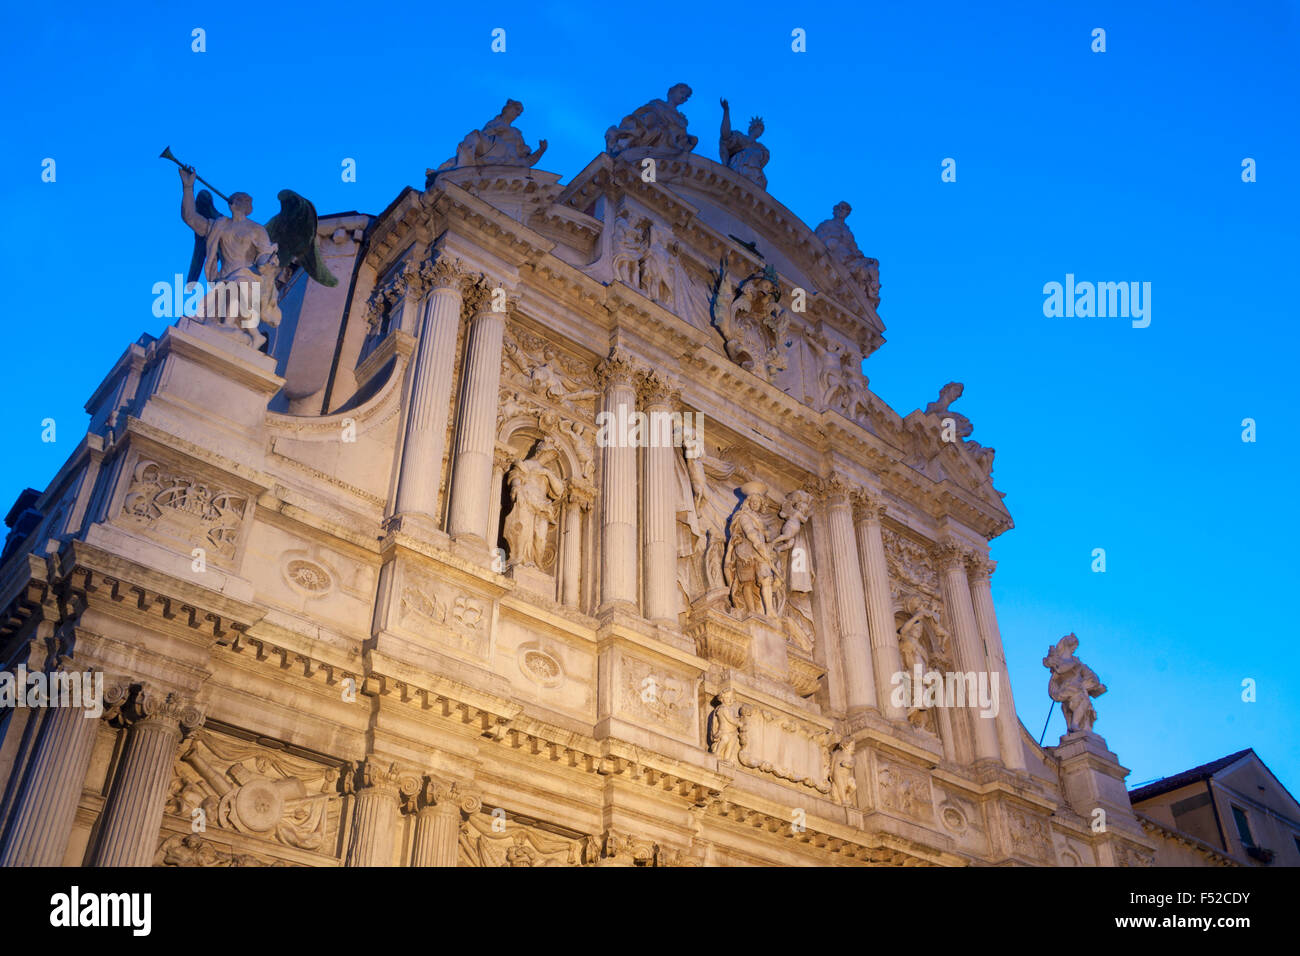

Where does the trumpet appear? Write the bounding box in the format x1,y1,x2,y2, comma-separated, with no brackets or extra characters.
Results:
159,146,231,203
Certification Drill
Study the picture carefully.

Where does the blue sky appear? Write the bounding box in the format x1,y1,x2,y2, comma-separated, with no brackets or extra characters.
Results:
1,1,1296,793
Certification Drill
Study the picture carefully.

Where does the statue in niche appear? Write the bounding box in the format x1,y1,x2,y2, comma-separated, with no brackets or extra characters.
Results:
718,98,770,190
723,482,784,617
436,99,548,171
605,83,698,157
708,690,742,762
813,201,881,307
830,739,857,805
897,601,942,735
503,341,597,405
1043,634,1107,734
610,211,646,288
503,438,566,569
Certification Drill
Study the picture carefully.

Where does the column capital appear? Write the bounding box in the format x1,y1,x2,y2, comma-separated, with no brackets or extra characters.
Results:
418,252,469,292
350,758,420,799
814,471,861,505
595,345,641,390
937,539,976,573
405,777,483,817
107,682,204,734
462,274,513,319
966,554,996,582
850,489,888,524
637,368,680,407
566,480,597,510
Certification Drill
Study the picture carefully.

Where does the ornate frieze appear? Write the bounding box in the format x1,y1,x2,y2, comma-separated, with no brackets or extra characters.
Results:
875,758,934,823
118,459,248,560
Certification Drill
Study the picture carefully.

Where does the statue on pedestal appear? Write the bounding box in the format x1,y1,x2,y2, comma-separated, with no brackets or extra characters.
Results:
436,99,548,172
708,690,742,762
723,482,783,617
718,98,769,190
605,83,698,157
814,201,881,307
1043,633,1108,734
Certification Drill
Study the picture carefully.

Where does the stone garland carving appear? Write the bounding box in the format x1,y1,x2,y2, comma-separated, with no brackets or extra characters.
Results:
605,83,698,158
119,459,248,558
459,811,585,867
1043,633,1107,734
164,731,339,852
813,201,881,308
709,254,792,384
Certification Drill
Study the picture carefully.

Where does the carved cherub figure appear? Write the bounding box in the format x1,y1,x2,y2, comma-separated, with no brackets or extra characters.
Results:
830,739,857,805
770,488,813,553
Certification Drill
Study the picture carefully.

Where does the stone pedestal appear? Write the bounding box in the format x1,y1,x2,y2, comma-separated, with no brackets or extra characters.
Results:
1052,731,1142,836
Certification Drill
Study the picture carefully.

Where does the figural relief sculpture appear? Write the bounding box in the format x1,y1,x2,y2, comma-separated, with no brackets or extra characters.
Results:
1043,633,1108,734
709,254,793,384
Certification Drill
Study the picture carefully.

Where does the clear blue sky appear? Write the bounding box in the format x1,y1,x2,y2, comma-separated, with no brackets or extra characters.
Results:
1,1,1295,794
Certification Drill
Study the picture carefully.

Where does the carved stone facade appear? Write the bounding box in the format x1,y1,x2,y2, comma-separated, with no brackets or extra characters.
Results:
0,87,1184,869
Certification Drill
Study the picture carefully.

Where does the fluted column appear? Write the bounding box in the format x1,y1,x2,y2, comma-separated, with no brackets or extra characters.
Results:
852,492,905,720
91,686,204,867
640,371,680,625
0,670,105,866
409,779,480,867
392,255,467,523
596,347,640,612
447,280,506,549
561,485,593,608
822,476,877,712
969,556,1027,770
346,759,409,867
938,542,1001,763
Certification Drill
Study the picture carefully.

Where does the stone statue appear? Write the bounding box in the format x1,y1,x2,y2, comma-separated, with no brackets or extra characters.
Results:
179,166,280,345
718,98,770,189
610,211,647,288
770,489,813,552
924,382,973,439
639,223,675,305
711,255,790,383
1043,633,1107,734
503,438,566,569
830,739,857,805
437,99,548,171
723,482,782,617
813,201,881,307
708,690,742,762
605,83,699,157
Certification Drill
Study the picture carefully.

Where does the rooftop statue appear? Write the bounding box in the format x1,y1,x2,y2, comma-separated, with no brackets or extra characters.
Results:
814,201,881,307
718,98,769,189
1043,633,1108,735
436,99,548,171
605,83,699,157
163,147,338,351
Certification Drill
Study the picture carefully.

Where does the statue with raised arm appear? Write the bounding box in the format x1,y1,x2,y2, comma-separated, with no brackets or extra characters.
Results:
1043,633,1108,734
437,99,548,172
179,166,280,344
718,99,769,190
605,83,698,157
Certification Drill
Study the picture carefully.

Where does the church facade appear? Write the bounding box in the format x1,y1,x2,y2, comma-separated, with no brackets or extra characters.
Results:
0,86,1207,867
